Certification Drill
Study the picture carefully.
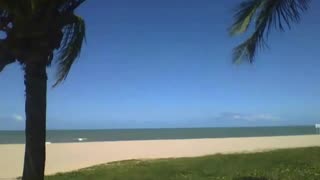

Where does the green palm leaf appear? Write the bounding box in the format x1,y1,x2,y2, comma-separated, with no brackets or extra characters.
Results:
0,6,15,72
0,40,15,72
56,0,86,13
0,0,87,85
230,0,311,63
53,15,85,87
229,0,264,36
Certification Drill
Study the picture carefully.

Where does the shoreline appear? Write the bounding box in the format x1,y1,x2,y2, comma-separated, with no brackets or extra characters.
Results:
0,125,316,145
1,133,318,145
1,135,320,178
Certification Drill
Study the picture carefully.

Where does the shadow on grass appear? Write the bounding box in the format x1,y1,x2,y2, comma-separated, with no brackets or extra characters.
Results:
233,177,270,180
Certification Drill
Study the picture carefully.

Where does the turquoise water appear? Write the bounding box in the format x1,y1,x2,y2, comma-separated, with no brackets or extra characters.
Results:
0,126,317,144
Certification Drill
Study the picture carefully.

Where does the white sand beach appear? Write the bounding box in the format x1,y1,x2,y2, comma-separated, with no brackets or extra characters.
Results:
1,135,320,179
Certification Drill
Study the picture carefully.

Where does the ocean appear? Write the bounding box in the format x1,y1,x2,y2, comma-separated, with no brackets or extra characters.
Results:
0,126,317,144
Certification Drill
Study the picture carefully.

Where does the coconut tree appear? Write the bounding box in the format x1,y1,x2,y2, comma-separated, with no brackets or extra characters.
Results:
229,0,311,63
0,0,86,179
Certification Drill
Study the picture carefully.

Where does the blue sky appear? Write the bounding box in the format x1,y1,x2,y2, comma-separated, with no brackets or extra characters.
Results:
1,0,320,130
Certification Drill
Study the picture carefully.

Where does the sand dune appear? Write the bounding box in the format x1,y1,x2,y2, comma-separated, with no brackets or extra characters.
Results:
1,135,320,179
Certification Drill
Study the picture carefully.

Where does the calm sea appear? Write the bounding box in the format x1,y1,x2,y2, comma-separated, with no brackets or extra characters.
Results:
0,126,317,144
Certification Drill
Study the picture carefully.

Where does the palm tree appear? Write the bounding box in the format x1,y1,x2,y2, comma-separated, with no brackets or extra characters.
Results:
229,0,311,63
0,0,86,179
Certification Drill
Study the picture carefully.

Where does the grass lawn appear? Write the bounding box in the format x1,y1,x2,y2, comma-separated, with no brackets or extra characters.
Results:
46,147,320,180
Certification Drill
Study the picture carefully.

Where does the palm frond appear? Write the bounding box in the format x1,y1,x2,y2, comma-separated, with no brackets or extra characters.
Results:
230,0,311,63
0,40,15,72
233,30,268,63
0,58,15,72
53,15,85,87
229,0,264,36
0,8,14,72
0,10,11,31
0,1,18,11
1,0,33,15
56,0,86,13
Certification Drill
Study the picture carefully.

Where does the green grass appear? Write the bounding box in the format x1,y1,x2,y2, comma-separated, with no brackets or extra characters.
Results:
46,147,320,180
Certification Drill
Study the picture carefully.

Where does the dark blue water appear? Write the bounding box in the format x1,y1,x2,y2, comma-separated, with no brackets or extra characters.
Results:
0,126,317,144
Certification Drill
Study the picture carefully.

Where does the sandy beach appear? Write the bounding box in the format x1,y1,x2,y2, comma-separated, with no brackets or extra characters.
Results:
1,135,320,179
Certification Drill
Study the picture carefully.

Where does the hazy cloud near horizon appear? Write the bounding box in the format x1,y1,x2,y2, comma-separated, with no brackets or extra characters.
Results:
214,112,281,122
0,114,25,130
0,114,24,122
12,114,24,122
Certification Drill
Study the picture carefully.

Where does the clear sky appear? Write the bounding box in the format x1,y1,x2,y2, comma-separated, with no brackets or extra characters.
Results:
1,0,320,130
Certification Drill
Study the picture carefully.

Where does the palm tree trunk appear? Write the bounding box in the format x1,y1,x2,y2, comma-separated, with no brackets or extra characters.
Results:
22,62,47,180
